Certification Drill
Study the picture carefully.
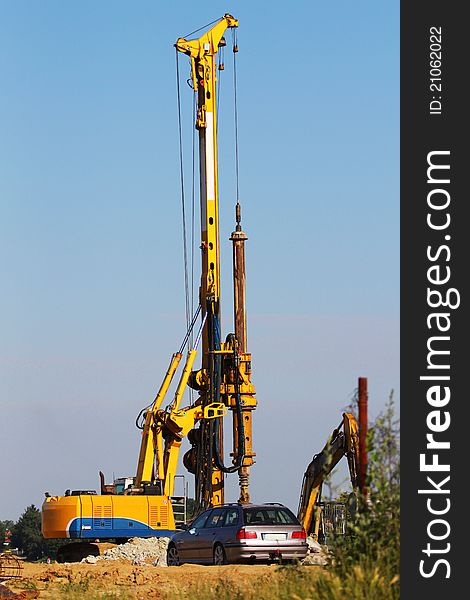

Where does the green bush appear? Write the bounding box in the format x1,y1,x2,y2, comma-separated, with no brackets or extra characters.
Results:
318,394,400,599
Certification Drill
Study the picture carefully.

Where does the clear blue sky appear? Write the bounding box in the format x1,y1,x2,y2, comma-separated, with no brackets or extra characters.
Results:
0,1,399,520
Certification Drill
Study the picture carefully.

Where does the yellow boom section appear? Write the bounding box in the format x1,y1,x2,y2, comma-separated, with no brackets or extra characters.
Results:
174,14,246,509
175,14,238,353
135,352,182,487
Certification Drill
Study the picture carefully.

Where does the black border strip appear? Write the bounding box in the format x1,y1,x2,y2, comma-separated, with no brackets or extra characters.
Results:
401,3,466,596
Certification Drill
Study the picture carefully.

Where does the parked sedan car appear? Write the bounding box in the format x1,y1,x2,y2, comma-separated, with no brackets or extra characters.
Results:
167,503,308,565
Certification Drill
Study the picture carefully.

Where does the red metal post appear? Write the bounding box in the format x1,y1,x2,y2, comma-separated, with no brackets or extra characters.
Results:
358,377,368,495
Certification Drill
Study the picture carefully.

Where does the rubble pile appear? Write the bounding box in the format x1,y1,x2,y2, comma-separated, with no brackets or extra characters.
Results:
82,537,170,566
301,537,330,566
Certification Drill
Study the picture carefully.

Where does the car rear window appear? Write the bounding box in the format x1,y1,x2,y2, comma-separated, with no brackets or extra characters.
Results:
243,507,299,526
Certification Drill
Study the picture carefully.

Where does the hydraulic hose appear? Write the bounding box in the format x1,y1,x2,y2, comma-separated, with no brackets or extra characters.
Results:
212,384,245,473
210,323,245,473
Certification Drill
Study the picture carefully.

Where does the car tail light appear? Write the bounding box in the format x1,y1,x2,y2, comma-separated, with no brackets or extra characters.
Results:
236,528,257,540
292,529,306,539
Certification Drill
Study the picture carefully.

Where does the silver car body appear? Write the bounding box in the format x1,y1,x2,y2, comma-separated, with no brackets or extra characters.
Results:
168,503,308,565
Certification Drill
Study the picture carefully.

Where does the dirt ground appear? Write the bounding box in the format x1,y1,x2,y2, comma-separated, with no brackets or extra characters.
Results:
1,561,323,599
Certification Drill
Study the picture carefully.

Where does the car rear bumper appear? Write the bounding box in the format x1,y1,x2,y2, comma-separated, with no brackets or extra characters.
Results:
225,543,308,562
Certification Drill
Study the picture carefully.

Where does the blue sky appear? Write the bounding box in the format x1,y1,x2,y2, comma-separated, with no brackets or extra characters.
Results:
0,1,398,520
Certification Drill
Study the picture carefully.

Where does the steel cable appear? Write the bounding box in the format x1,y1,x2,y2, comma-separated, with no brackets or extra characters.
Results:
175,49,191,331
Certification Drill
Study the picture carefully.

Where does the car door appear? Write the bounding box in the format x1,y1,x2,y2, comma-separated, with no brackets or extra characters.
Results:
215,507,241,559
197,508,227,562
175,510,210,561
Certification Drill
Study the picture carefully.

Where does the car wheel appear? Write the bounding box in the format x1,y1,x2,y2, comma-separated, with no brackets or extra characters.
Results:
213,543,226,566
167,544,180,566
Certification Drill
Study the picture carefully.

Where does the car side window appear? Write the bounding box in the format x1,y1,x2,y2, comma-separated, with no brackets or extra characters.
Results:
191,511,210,530
215,509,228,527
204,508,225,527
221,508,239,527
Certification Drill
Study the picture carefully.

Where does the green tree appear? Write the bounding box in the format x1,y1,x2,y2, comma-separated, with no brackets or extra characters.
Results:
10,505,67,561
11,505,44,560
316,393,400,599
186,497,197,520
348,392,400,575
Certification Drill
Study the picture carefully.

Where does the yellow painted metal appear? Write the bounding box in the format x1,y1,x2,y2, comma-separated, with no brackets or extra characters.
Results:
163,440,182,497
153,408,194,498
298,413,360,536
176,14,240,509
211,471,224,506
41,16,253,541
156,428,165,481
344,411,360,486
135,344,225,490
175,15,238,63
171,349,197,412
203,402,227,418
175,14,238,360
302,483,323,538
313,506,322,540
135,352,182,487
41,494,175,539
160,401,222,496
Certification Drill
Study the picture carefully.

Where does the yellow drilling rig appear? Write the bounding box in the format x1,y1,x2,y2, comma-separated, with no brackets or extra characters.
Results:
42,14,257,550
